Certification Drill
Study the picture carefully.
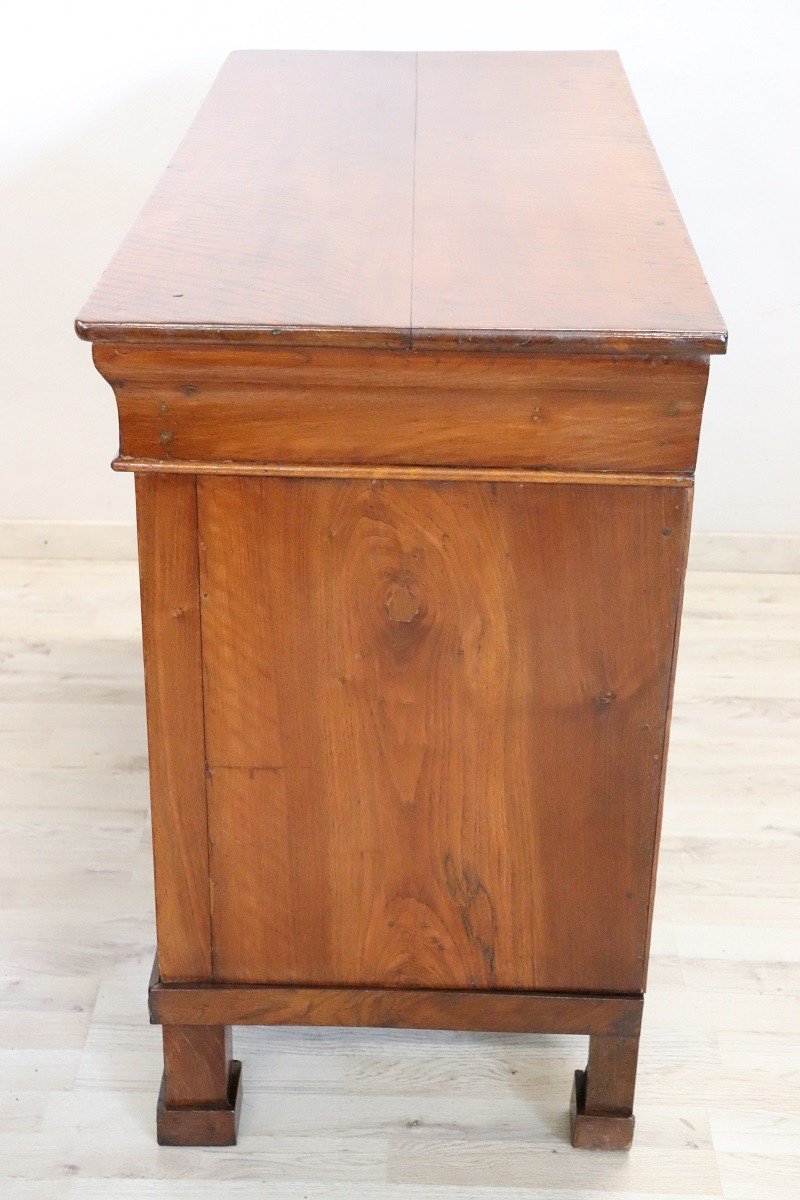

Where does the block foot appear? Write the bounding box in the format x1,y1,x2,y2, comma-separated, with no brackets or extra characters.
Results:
569,1068,634,1150
157,1059,243,1146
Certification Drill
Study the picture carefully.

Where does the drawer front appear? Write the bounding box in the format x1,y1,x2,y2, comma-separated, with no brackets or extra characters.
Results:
198,475,689,993
98,345,708,475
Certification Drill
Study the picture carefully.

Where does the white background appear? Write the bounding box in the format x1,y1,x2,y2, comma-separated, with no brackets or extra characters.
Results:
1,1,798,533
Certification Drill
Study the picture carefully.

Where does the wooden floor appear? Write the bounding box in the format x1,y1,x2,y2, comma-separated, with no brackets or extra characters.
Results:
1,559,798,1198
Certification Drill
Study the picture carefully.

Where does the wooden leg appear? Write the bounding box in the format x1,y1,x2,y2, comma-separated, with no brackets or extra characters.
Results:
569,1032,639,1150
157,1025,242,1146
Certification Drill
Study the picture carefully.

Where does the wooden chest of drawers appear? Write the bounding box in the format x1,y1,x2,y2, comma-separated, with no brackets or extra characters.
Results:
77,50,725,1150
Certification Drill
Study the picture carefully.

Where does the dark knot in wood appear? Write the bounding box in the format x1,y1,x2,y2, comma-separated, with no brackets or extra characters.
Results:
385,582,421,624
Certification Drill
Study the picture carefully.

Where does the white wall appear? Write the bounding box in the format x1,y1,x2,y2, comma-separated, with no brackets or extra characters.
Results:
2,1,798,533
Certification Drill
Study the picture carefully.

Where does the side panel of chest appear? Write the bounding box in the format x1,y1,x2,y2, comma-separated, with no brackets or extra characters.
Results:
197,475,689,993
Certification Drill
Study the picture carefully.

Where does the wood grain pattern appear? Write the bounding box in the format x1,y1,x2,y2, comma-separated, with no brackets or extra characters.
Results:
149,972,643,1036
95,343,710,475
135,474,211,981
77,52,416,347
583,1033,640,1117
412,52,725,352
73,49,727,1149
569,1033,640,1149
197,476,689,993
76,51,725,356
642,488,693,986
115,460,695,487
162,1024,232,1107
157,1027,241,1146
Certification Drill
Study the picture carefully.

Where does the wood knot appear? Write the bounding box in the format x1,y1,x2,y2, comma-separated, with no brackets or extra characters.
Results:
385,582,420,624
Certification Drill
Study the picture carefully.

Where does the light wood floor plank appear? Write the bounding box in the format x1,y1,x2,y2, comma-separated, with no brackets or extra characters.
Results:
0,562,798,1195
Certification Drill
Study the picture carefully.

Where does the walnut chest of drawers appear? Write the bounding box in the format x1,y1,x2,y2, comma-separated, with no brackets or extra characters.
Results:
77,50,726,1150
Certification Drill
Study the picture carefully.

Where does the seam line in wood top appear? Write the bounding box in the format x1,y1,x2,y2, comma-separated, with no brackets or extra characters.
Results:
113,458,694,488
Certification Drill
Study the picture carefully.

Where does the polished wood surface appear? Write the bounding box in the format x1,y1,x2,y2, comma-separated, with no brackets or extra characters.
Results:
117,461,695,487
78,52,416,348
569,1032,640,1149
411,53,725,353
95,343,710,475
161,1024,232,1107
74,48,725,1151
76,51,726,356
134,474,211,981
2,560,797,1194
582,1034,641,1119
157,1028,241,1146
149,970,644,1036
198,476,689,993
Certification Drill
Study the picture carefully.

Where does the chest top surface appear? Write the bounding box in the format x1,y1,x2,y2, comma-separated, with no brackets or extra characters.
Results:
76,50,725,357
